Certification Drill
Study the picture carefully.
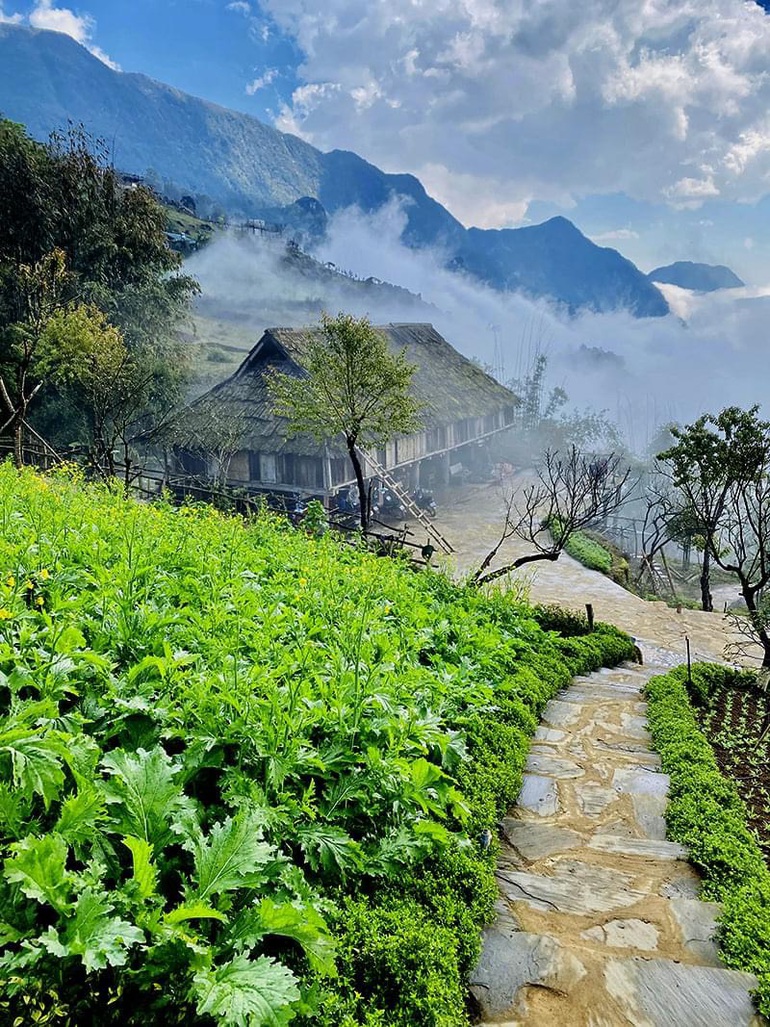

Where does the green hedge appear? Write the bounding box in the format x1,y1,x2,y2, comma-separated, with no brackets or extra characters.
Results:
645,664,770,1015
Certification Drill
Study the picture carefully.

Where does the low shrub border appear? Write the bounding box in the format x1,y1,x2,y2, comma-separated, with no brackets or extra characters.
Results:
644,663,770,1015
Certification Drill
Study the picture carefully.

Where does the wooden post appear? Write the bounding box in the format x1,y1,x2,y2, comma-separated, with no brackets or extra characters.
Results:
685,635,692,687
585,603,595,632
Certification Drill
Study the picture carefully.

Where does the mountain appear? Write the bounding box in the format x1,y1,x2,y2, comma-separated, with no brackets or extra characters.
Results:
648,261,745,292
0,23,668,318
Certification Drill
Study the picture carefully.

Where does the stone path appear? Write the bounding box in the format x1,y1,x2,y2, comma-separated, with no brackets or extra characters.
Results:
470,653,765,1027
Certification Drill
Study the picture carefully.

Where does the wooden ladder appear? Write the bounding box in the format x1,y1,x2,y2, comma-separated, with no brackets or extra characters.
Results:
361,451,455,555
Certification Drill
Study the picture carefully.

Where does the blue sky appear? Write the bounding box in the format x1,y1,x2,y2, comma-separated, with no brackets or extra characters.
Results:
3,0,770,283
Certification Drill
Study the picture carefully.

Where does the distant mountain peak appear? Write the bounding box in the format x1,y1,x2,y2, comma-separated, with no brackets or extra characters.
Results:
0,23,667,318
648,261,744,292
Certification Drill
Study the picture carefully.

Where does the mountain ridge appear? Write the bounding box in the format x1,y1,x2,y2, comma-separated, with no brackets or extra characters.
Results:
0,23,668,318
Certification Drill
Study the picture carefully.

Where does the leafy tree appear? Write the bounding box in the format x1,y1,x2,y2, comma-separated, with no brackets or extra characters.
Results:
0,119,197,462
41,304,185,491
658,406,770,613
473,446,636,584
268,312,422,527
0,249,70,464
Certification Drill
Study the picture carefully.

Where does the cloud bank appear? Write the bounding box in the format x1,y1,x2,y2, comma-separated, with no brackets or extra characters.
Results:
191,203,769,454
263,0,770,227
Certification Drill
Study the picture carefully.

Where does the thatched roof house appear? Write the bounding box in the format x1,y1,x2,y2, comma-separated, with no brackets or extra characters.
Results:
175,323,519,495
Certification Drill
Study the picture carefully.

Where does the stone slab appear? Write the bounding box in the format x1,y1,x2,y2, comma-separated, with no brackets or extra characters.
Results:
575,783,617,817
660,874,701,901
613,767,670,797
533,726,566,744
604,957,760,1026
588,834,688,860
518,774,560,816
669,897,722,965
542,699,583,727
525,753,585,779
619,712,652,740
470,929,586,1020
629,792,668,840
581,918,659,951
501,819,583,862
499,860,646,915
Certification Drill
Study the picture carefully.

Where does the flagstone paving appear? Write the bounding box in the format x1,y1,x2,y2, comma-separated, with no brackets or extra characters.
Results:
470,658,766,1027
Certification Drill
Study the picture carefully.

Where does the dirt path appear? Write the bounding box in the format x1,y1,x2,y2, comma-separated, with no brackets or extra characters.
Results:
421,483,764,1023
430,480,744,666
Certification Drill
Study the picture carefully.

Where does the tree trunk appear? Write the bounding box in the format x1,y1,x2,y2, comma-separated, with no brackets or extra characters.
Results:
700,548,712,612
347,439,368,529
742,584,770,668
475,550,560,585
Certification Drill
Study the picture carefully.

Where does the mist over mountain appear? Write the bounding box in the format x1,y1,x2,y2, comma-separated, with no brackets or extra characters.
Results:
648,262,745,293
0,23,667,319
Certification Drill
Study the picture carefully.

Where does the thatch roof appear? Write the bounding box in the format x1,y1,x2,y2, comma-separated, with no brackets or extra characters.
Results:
178,323,519,458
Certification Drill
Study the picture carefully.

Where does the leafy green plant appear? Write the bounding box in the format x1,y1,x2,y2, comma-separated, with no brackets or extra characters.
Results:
0,463,635,1024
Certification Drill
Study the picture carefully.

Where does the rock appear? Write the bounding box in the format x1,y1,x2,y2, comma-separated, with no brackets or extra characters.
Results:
500,819,583,861
518,774,560,816
542,699,583,728
669,898,722,965
498,860,646,915
525,753,585,779
588,834,688,860
604,957,760,1026
612,767,670,797
575,783,617,817
470,929,586,1020
581,918,659,951
533,726,566,743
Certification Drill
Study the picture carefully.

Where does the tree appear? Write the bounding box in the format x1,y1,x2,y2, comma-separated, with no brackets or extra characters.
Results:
658,406,770,613
0,119,197,460
268,313,422,528
40,304,185,491
0,249,70,464
473,446,636,584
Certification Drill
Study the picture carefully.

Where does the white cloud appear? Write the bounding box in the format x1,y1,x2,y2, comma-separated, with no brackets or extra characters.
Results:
590,228,640,244
226,1,251,13
0,4,23,24
245,68,278,95
260,0,770,224
28,0,119,69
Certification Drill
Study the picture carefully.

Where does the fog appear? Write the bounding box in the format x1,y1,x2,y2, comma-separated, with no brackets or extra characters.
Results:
187,202,770,455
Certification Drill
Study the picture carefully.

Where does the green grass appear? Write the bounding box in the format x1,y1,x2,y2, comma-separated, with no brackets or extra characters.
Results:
0,463,635,1026
645,664,770,1016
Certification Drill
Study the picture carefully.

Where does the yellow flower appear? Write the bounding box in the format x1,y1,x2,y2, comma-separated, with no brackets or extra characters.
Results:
299,577,308,587
35,597,45,607
23,579,33,591
5,575,14,588
384,605,392,615
0,608,11,620
40,568,50,581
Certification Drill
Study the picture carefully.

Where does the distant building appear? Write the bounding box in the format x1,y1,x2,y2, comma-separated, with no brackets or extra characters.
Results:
173,323,519,499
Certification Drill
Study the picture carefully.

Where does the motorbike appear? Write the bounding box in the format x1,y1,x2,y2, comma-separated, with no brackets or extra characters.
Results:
412,488,437,518
376,487,407,520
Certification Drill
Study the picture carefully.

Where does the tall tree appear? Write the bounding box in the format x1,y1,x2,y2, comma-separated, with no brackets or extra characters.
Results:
658,406,770,612
0,119,197,461
268,312,422,528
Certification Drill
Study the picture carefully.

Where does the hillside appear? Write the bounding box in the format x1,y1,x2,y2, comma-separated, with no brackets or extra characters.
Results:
0,463,634,1025
0,24,668,319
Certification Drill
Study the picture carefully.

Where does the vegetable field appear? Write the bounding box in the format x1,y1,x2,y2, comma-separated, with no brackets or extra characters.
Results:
0,463,634,1026
694,674,770,860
